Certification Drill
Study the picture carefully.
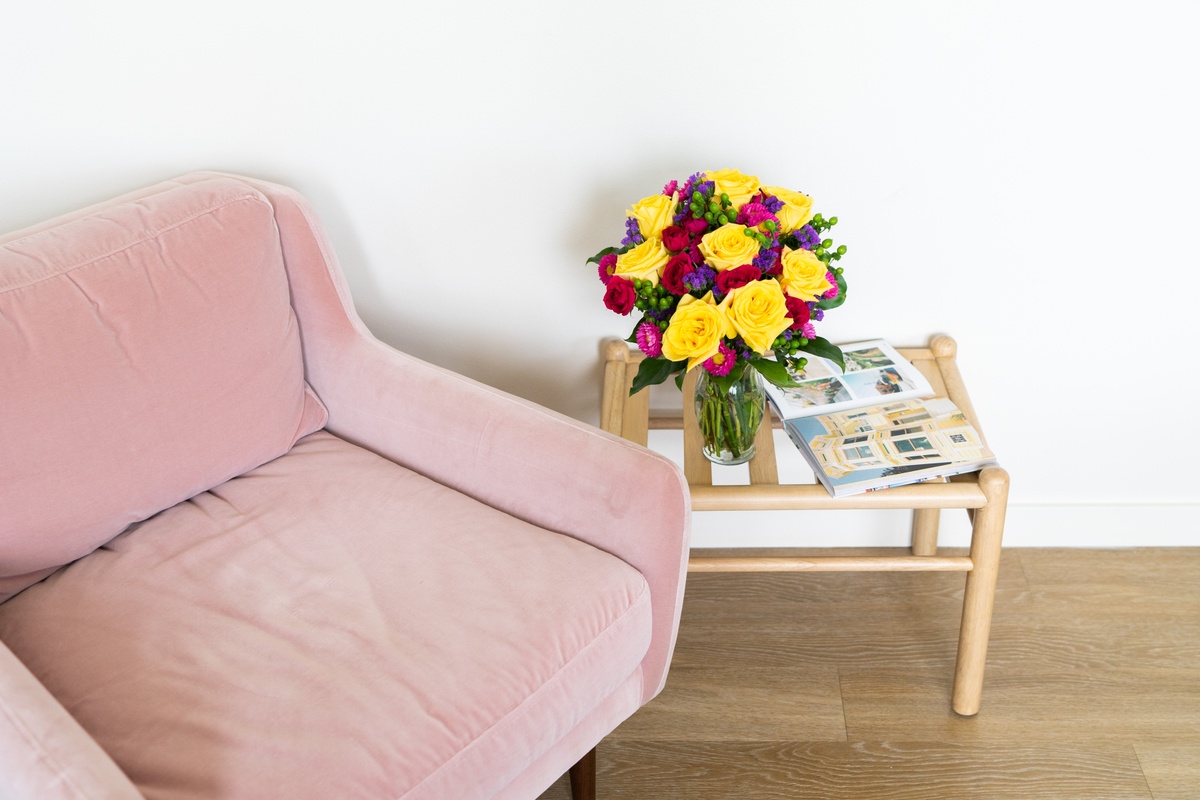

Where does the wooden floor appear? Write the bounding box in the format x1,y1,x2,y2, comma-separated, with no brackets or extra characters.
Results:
537,547,1200,799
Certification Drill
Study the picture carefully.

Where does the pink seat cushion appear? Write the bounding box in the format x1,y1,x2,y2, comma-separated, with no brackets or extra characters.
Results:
0,432,651,800
0,178,327,600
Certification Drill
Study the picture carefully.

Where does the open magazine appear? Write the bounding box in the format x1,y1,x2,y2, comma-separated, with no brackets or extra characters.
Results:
763,339,934,421
783,397,997,497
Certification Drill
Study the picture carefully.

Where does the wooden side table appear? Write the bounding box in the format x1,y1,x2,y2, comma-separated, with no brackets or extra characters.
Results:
600,334,1009,716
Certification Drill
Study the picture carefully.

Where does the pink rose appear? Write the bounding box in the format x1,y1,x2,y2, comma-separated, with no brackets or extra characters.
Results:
716,264,760,295
662,254,690,295
603,276,637,315
661,225,689,253
683,216,709,236
785,295,811,330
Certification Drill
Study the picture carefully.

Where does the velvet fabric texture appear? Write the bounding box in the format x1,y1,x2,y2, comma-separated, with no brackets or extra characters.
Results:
0,432,652,799
0,180,326,601
0,174,691,799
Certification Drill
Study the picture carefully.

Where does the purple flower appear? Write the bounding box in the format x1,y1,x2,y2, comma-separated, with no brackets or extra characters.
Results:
752,248,779,271
794,224,820,250
683,265,717,292
636,322,663,358
761,195,785,214
620,217,644,247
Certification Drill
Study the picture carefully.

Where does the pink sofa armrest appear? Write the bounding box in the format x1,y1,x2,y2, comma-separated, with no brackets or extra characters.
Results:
326,335,690,702
228,173,691,703
0,640,142,800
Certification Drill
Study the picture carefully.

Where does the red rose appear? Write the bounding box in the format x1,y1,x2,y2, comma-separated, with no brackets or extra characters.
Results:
662,253,690,295
683,216,709,236
716,264,760,295
785,295,812,329
603,276,637,315
661,225,689,253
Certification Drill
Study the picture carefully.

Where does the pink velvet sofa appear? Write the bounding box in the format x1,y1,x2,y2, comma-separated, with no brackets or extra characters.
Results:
0,173,690,799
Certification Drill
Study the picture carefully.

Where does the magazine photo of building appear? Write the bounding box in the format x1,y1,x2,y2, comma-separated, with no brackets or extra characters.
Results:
784,397,997,496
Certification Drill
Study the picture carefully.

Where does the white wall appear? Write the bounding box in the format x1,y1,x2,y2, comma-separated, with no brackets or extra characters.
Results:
4,1,1198,545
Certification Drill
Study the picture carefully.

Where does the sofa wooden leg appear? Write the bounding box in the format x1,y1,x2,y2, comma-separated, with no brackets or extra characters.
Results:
568,747,596,800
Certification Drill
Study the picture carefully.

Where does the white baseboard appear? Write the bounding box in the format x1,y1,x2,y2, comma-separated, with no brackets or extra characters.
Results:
688,503,1200,549
646,431,1199,549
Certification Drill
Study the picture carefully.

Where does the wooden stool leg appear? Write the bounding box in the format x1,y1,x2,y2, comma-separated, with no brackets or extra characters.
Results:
569,747,596,800
951,466,1009,716
911,508,940,556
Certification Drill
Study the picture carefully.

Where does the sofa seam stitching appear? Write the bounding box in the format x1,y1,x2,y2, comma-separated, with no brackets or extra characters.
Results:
0,699,94,800
0,193,272,296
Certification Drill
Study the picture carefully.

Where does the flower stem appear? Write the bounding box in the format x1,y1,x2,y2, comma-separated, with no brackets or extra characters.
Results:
694,366,765,465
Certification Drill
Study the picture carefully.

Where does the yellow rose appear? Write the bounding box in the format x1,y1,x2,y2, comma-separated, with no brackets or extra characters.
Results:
614,237,670,286
698,224,761,272
778,246,832,301
706,168,761,208
725,280,792,354
627,192,678,241
661,292,735,370
762,185,814,232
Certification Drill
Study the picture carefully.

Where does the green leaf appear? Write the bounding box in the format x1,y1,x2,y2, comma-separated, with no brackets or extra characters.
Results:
816,270,848,310
750,357,802,388
625,317,648,344
798,336,845,372
630,356,685,395
586,244,630,265
709,370,737,395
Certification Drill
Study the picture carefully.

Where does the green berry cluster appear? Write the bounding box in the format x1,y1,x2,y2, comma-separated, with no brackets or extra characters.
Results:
786,356,810,374
742,219,778,249
770,331,813,358
687,189,738,227
809,213,848,268
631,278,675,324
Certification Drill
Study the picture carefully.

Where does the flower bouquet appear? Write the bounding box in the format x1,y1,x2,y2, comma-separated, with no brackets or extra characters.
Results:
587,168,850,463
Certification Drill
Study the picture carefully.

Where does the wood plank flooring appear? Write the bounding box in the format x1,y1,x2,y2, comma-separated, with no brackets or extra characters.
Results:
537,547,1200,799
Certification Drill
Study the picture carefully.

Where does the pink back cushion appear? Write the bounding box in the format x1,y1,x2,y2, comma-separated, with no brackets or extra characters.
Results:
0,178,328,600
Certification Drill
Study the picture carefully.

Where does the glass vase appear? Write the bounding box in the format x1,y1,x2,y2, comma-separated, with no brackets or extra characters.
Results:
693,366,766,466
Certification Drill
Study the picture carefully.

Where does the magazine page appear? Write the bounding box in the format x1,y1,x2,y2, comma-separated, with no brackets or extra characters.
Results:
763,339,934,420
783,397,996,497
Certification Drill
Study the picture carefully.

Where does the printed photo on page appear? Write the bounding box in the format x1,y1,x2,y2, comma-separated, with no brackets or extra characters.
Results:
763,339,934,420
